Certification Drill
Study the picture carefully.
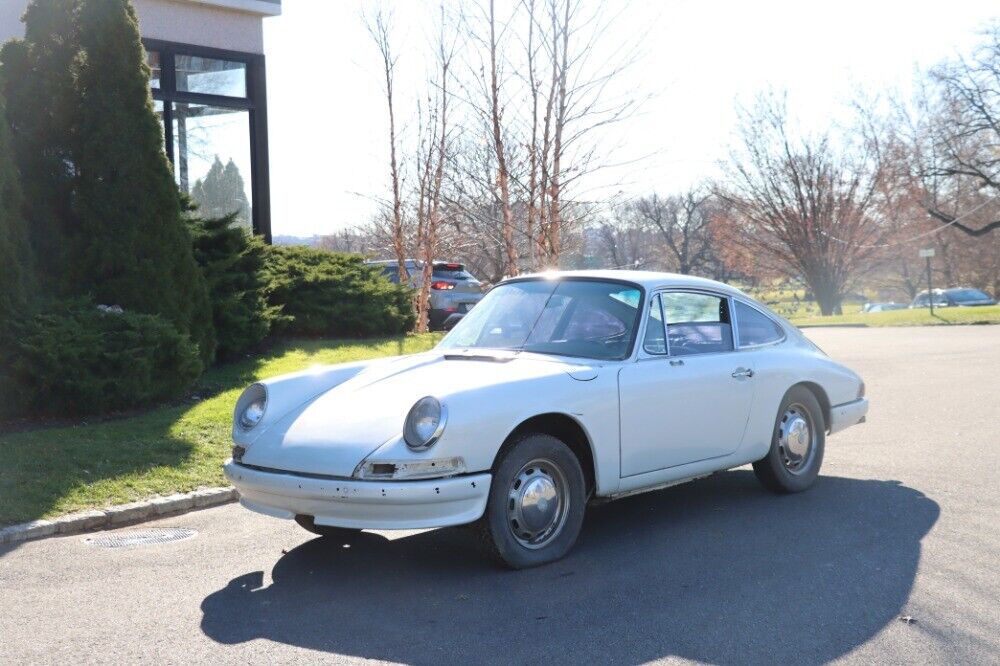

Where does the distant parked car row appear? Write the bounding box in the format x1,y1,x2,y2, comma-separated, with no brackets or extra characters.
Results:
862,287,996,314
861,302,908,313
909,288,996,309
368,259,484,330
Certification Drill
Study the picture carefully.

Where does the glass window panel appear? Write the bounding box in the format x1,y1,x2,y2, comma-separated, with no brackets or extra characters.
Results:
153,99,164,144
175,55,247,97
172,102,253,231
663,292,733,356
735,301,784,347
147,50,161,89
642,294,666,354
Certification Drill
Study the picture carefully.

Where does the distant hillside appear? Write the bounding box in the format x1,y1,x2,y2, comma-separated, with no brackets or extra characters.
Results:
271,235,321,246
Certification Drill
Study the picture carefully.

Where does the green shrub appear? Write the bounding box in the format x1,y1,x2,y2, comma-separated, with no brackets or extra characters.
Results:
0,301,202,418
262,246,415,337
0,85,35,333
188,213,276,361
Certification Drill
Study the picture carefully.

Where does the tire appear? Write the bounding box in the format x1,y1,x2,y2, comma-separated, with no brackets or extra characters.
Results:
478,433,587,569
753,385,826,494
294,514,362,540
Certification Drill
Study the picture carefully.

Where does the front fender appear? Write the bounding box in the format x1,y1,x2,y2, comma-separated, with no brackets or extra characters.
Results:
359,367,622,494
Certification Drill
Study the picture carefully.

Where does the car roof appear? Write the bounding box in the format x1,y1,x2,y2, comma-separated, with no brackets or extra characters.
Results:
506,270,747,297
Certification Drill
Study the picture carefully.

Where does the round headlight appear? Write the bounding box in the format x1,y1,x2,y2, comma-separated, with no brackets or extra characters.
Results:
235,383,267,431
240,398,266,429
403,396,446,450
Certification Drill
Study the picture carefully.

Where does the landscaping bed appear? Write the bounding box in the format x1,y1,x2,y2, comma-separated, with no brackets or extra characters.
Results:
0,334,440,527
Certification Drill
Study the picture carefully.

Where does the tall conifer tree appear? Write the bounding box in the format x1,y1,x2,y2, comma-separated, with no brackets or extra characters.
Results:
0,87,35,331
72,0,215,362
0,0,78,293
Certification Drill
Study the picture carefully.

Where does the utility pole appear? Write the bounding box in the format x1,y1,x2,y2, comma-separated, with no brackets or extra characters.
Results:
919,248,935,315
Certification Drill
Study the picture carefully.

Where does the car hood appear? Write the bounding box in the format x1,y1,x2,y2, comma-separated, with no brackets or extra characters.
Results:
239,351,596,477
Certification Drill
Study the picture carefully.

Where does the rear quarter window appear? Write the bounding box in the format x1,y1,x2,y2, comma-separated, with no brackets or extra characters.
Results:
735,301,784,347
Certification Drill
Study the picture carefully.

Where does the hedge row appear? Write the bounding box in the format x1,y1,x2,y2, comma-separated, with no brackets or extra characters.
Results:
0,239,414,419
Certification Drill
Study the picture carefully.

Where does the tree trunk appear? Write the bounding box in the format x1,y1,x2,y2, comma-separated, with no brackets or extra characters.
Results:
811,278,844,316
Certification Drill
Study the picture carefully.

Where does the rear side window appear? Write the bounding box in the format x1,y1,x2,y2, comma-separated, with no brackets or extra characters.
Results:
432,263,474,280
735,301,784,347
661,292,734,356
380,265,399,283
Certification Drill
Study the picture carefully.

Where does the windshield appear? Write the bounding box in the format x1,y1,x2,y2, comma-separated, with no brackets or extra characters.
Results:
437,279,643,360
948,288,990,302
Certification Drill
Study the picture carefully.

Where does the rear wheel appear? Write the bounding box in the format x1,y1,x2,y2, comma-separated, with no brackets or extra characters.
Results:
294,514,361,539
753,386,826,493
478,433,587,569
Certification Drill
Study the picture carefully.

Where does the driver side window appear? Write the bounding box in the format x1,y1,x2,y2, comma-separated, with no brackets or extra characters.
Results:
661,292,734,356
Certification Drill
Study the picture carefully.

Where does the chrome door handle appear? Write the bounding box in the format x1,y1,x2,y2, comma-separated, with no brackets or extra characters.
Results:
669,359,684,366
731,367,754,379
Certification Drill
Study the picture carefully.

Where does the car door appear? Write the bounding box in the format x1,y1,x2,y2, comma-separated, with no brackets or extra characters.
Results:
618,290,756,477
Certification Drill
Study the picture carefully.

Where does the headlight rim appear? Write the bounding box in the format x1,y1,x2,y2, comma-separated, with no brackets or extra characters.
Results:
235,382,268,432
403,395,448,451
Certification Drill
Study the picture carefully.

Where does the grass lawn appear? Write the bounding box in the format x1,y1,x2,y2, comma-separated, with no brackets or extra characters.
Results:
0,334,441,527
790,304,1000,327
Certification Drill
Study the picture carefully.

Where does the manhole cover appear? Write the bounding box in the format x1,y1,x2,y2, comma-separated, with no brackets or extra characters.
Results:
83,527,197,549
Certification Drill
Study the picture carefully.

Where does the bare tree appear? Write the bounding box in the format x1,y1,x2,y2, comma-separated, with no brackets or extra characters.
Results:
922,26,1000,237
366,7,408,283
486,0,519,276
593,205,649,269
633,188,719,276
413,6,455,332
718,95,891,315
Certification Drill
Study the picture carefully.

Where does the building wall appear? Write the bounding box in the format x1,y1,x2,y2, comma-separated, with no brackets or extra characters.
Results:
0,0,274,53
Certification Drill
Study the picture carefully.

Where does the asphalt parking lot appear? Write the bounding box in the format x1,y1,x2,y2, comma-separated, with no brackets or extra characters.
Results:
1,326,998,665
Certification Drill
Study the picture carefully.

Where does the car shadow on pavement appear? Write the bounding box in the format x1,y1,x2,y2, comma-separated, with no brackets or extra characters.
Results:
200,471,938,665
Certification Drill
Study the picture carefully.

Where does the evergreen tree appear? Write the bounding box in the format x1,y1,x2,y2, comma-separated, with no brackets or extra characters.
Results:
188,212,274,360
0,86,35,331
72,0,215,363
191,156,251,230
0,0,79,294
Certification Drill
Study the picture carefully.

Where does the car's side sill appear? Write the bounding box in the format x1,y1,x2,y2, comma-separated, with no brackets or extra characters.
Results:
597,474,711,503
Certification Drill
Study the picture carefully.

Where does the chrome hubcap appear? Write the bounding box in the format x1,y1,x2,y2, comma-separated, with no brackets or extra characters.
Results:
507,459,568,549
778,405,814,474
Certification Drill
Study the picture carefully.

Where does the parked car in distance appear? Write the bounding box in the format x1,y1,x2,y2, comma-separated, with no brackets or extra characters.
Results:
910,288,997,309
226,271,868,568
369,259,484,329
862,302,908,313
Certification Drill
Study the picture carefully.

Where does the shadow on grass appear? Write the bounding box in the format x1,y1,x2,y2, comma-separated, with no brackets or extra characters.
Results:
0,335,437,529
201,472,938,665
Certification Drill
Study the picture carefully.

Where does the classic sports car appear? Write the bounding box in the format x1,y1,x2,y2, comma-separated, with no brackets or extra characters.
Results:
225,271,868,568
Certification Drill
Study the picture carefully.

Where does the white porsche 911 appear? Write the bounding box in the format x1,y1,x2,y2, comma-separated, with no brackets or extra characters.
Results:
225,271,868,568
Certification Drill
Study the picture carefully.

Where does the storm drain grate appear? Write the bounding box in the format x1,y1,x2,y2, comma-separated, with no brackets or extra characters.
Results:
83,527,197,549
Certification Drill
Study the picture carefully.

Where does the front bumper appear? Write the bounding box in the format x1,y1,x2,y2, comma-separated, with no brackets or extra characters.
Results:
223,460,491,530
829,398,868,434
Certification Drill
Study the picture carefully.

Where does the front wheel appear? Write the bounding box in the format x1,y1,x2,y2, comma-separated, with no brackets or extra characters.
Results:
753,386,826,493
478,434,587,569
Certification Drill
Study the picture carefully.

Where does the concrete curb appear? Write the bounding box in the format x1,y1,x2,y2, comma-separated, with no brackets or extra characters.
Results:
0,486,238,546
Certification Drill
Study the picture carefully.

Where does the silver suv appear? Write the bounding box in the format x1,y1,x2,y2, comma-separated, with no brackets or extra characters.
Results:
369,260,484,330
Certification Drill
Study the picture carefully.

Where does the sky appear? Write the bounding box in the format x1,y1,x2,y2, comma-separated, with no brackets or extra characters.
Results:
263,0,1000,238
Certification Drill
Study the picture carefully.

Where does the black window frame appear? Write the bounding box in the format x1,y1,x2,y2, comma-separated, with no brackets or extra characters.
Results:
144,39,271,242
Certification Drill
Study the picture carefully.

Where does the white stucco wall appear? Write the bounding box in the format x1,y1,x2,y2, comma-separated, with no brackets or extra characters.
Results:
0,0,275,54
